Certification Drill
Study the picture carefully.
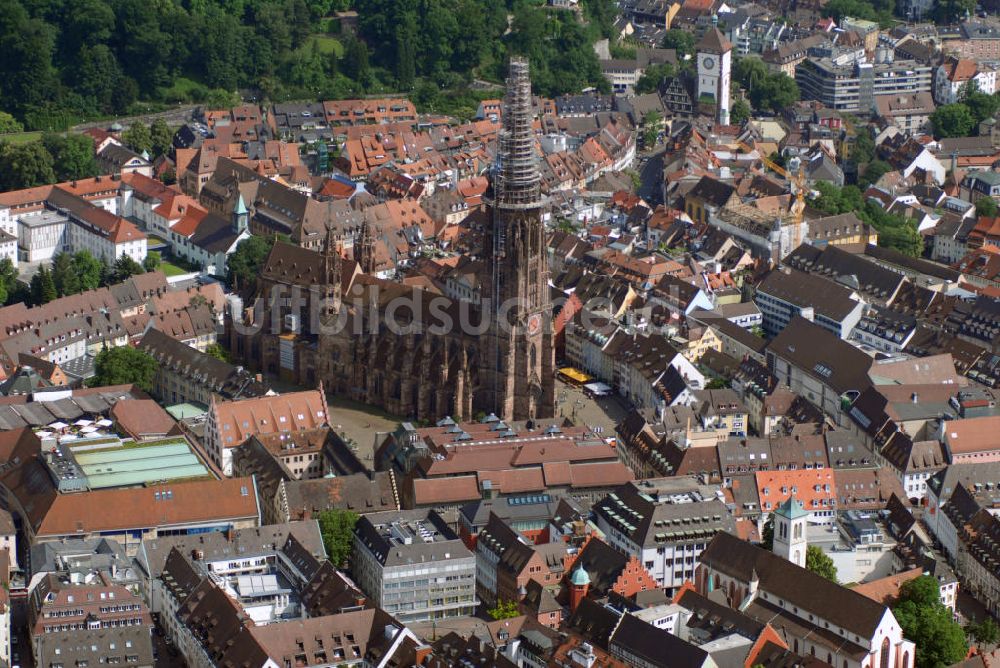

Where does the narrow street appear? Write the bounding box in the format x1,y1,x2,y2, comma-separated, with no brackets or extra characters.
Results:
636,146,666,206
71,105,198,132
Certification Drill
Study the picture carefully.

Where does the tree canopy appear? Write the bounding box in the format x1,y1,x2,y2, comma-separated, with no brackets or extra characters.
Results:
489,599,521,620
810,181,924,257
635,63,675,95
931,104,976,138
976,197,999,218
88,346,158,391
893,576,967,668
317,508,359,568
0,258,17,306
228,235,276,292
732,57,799,113
30,265,57,305
0,0,619,129
730,98,752,126
661,29,696,57
804,545,838,582
967,617,999,647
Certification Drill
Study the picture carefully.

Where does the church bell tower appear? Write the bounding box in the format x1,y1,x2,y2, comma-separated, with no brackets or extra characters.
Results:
479,57,556,421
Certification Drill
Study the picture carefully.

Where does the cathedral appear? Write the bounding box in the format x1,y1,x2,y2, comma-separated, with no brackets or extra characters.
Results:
228,58,556,423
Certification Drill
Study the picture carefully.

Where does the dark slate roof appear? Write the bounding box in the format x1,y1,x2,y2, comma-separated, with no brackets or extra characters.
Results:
686,176,736,209
611,613,711,668
766,317,873,396
676,588,765,641
783,244,905,302
138,328,269,400
699,531,890,638
757,268,861,321
189,212,244,254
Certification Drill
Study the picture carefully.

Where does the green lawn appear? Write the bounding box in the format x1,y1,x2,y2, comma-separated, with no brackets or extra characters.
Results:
158,260,190,277
157,76,208,104
0,131,43,145
307,35,344,56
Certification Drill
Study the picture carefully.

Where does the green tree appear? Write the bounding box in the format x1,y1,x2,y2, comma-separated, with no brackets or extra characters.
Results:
860,159,892,188
931,103,976,138
0,142,56,191
734,57,769,91
111,254,145,283
205,343,233,363
635,63,675,94
29,265,57,305
852,128,875,165
43,133,98,181
661,29,695,57
730,98,751,126
0,258,17,305
143,250,161,272
805,545,838,582
754,73,799,113
0,112,23,134
316,509,359,567
934,0,975,22
642,110,663,148
149,119,174,160
967,617,999,647
965,90,1000,127
88,346,158,390
51,252,81,296
977,197,999,218
342,36,371,86
489,599,520,620
760,515,774,550
893,576,967,668
227,235,275,291
75,44,129,115
73,251,103,291
122,123,152,155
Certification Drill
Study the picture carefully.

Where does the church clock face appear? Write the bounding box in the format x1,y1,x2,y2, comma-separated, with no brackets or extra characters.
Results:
527,313,541,336
702,56,715,70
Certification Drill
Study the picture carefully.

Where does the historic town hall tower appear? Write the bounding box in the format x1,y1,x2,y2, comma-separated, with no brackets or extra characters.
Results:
479,57,556,421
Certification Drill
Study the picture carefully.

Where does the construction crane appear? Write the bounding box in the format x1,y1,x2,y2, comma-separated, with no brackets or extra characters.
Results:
738,140,807,249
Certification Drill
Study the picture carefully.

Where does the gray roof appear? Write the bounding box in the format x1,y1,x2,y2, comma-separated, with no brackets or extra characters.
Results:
757,268,862,321
593,481,735,549
139,328,269,400
766,317,874,396
926,462,1000,502
700,531,890,638
36,626,154,668
354,509,472,567
134,520,325,581
784,244,905,302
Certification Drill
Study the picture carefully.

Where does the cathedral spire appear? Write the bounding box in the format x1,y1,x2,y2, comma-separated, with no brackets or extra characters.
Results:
320,223,342,324
496,57,541,209
322,224,341,291
355,216,376,274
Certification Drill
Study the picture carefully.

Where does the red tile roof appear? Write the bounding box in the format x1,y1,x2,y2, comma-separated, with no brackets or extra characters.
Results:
212,390,328,450
755,468,837,513
36,477,259,538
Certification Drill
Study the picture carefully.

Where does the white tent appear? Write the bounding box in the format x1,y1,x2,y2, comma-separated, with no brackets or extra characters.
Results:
584,382,613,397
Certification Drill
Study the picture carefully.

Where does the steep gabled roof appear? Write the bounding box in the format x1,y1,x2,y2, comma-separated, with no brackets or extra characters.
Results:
699,531,890,638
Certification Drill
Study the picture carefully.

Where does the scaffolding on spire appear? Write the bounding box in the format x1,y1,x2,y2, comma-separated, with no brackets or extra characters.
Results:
495,56,541,210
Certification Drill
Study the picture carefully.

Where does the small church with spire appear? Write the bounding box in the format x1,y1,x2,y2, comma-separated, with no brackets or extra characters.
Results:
772,495,809,568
